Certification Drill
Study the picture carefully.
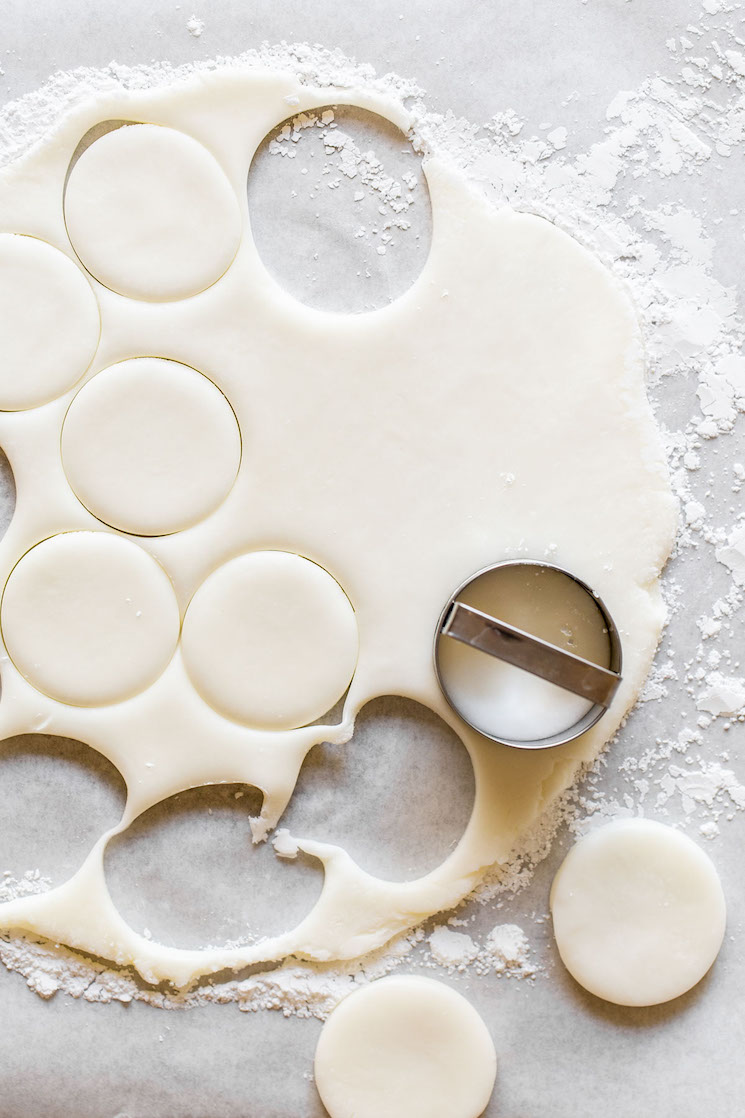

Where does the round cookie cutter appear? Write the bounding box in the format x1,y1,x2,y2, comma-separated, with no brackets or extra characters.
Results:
434,560,623,750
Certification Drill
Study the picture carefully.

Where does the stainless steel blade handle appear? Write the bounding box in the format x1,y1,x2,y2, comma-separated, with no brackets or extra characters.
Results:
441,600,622,708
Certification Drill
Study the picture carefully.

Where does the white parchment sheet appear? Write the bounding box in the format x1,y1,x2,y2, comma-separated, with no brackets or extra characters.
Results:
1,1,744,1115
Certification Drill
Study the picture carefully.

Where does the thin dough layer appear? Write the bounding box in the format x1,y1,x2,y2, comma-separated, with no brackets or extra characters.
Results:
64,123,241,300
0,68,677,986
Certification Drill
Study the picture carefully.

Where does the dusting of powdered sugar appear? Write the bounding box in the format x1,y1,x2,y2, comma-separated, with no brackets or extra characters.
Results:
185,16,204,39
267,108,421,250
426,923,536,979
2,13,745,1015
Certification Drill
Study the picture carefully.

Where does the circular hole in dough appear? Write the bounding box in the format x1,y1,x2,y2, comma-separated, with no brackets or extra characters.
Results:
64,123,241,301
314,975,497,1118
247,106,432,312
1,531,180,706
550,818,727,1006
0,234,99,411
181,551,359,731
61,357,242,537
282,697,475,881
105,784,323,950
0,734,126,887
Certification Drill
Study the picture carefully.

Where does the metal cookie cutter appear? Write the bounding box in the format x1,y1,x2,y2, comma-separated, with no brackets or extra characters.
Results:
434,560,623,750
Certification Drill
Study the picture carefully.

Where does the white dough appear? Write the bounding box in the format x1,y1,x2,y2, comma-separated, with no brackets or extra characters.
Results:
550,819,726,1006
0,71,677,986
61,358,242,536
181,551,359,730
0,233,99,410
1,531,180,706
314,976,497,1118
64,124,241,300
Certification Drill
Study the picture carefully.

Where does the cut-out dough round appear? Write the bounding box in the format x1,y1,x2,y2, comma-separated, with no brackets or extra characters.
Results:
61,358,242,536
64,124,241,300
1,531,180,706
314,975,497,1118
0,234,99,410
550,818,726,1006
181,551,358,730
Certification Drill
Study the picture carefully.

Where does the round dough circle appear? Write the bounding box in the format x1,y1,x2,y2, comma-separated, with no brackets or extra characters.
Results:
550,818,726,1006
1,531,180,706
64,124,241,300
181,551,358,730
0,234,99,410
62,358,242,536
314,975,497,1118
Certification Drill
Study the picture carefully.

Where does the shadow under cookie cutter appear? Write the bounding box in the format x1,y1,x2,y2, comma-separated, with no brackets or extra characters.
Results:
434,560,623,750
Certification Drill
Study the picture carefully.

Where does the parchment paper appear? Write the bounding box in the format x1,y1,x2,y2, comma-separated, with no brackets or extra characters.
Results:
1,1,743,1115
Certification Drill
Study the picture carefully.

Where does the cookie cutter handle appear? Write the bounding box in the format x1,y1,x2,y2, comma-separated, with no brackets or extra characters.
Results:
441,600,622,708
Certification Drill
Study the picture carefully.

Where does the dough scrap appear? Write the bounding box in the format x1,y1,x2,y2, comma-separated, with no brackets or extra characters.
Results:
313,975,497,1118
61,357,242,536
550,819,726,1006
64,123,241,300
0,69,677,987
0,233,99,411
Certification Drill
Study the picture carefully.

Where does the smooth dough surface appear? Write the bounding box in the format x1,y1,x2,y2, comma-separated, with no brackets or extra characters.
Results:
550,819,726,1006
314,976,497,1118
61,357,242,536
64,123,241,300
1,531,180,706
0,233,99,410
0,70,678,986
182,550,359,730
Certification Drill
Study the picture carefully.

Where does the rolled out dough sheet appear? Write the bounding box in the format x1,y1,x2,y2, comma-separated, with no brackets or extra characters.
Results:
0,67,676,986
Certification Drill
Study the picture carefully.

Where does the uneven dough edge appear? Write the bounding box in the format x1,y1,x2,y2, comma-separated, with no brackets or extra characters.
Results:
0,65,677,986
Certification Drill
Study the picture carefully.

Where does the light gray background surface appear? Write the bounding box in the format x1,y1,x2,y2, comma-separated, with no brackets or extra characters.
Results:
1,1,744,1116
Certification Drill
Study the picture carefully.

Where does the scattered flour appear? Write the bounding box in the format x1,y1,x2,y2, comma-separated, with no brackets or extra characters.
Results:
185,16,204,39
2,7,745,1013
697,672,745,715
716,526,745,586
483,925,536,978
427,923,536,978
268,107,419,225
428,926,479,969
